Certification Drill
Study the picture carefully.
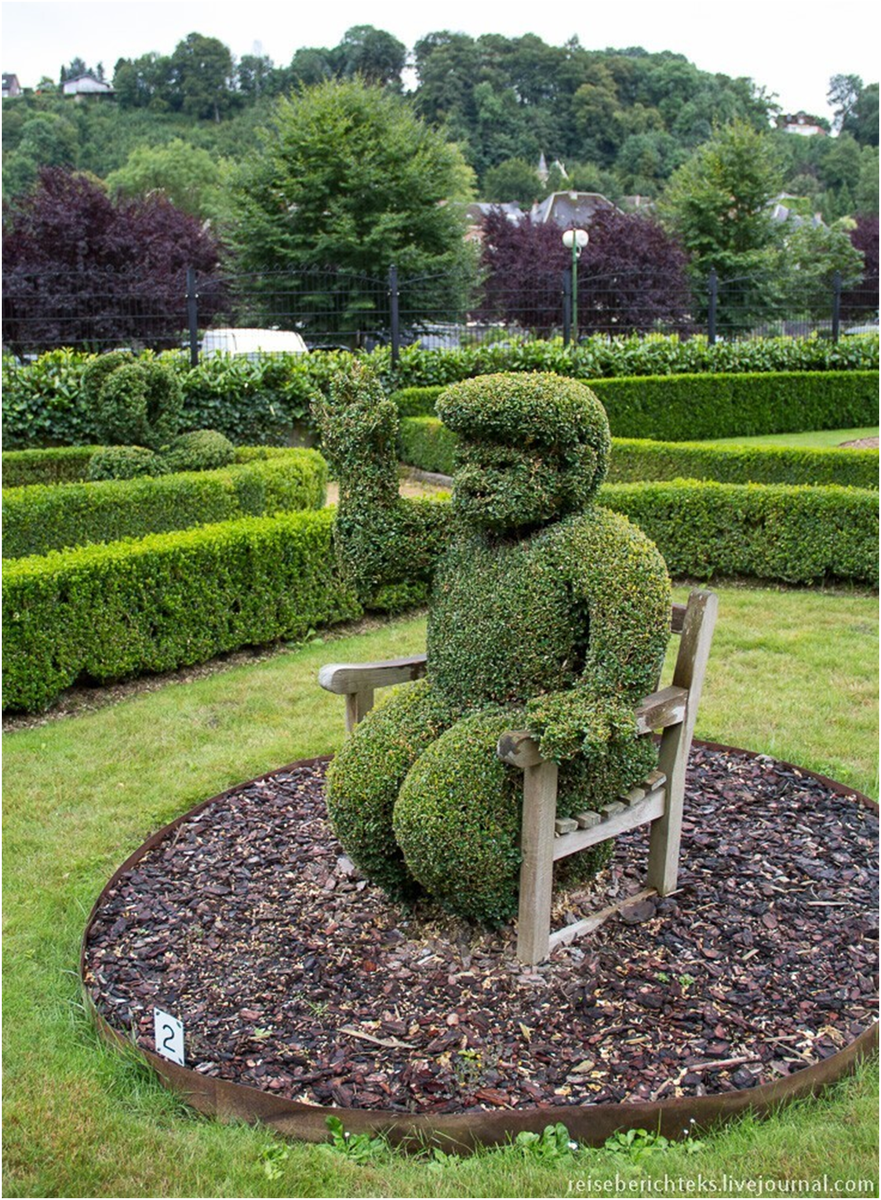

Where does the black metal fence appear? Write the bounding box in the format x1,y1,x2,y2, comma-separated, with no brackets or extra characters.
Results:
2,264,877,363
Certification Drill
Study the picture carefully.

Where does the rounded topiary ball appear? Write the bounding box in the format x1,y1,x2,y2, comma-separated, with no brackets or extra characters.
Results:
160,429,236,473
87,445,161,481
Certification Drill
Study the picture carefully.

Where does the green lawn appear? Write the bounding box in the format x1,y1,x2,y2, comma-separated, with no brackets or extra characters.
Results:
699,427,879,449
3,582,878,1198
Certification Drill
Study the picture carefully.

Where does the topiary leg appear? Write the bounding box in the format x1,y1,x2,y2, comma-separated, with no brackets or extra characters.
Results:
393,708,527,925
325,678,456,901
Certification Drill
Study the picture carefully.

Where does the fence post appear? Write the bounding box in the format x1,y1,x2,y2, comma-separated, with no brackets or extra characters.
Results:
707,269,717,345
388,264,400,368
186,267,199,367
832,270,842,343
561,269,572,346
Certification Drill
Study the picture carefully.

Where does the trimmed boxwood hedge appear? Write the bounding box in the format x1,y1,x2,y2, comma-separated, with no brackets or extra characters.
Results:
2,449,328,559
2,446,102,488
396,370,879,447
2,509,361,713
609,439,879,489
602,480,879,586
398,417,880,490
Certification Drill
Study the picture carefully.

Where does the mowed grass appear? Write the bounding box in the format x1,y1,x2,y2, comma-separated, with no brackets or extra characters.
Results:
2,582,878,1198
699,426,878,449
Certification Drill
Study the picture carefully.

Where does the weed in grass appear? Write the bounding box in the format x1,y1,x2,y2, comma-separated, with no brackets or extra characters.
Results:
259,1140,290,1181
603,1124,705,1168
324,1115,390,1164
515,1122,579,1165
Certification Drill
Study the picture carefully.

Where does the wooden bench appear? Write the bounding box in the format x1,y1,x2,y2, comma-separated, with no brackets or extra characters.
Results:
319,589,717,965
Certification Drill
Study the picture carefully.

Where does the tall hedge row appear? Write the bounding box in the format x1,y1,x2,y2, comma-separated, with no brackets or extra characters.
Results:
397,416,880,489
2,449,328,559
2,510,361,713
3,335,877,448
394,370,879,446
602,481,879,587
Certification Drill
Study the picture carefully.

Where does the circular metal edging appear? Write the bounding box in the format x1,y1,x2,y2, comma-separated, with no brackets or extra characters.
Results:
80,743,879,1153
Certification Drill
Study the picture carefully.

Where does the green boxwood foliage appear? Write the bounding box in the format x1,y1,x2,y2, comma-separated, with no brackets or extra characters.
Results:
90,359,183,448
602,480,880,586
2,445,102,487
87,446,162,481
314,361,450,611
387,385,446,417
160,429,236,473
3,337,877,450
399,419,880,490
2,509,361,713
327,369,671,923
608,438,879,489
3,449,328,559
588,371,879,441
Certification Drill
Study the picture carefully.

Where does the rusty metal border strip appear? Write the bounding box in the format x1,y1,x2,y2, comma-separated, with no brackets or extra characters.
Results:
80,743,879,1152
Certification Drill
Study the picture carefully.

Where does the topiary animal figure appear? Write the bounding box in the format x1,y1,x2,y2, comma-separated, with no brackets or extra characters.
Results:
324,369,672,924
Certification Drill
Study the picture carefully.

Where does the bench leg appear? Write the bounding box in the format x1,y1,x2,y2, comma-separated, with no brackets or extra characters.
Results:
516,759,558,965
344,688,375,733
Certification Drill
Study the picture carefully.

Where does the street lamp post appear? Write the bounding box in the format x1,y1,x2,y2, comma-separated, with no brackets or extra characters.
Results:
562,228,588,345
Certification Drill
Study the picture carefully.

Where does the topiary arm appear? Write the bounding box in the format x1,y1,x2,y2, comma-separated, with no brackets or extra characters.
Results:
525,508,672,762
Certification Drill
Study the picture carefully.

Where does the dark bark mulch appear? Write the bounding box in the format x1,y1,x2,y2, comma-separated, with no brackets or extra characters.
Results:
83,746,878,1114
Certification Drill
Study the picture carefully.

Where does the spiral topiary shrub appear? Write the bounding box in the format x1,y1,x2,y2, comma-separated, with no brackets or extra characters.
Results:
325,368,671,924
89,358,183,450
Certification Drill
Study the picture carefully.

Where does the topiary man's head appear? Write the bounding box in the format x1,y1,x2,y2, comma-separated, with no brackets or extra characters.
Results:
436,372,611,533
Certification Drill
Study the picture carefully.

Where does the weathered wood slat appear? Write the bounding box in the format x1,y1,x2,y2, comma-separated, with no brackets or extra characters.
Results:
318,655,428,696
548,888,658,950
552,790,666,861
635,685,688,734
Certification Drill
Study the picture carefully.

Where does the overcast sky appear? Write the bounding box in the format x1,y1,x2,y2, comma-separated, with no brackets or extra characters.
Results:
2,0,879,121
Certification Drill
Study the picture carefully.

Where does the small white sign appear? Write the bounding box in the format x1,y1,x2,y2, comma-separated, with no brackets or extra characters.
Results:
153,1008,185,1065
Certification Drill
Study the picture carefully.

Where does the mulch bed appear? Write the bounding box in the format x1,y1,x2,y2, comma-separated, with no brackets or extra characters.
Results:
83,746,878,1114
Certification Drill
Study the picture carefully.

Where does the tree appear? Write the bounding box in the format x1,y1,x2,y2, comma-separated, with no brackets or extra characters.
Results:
336,25,406,89
777,220,865,318
481,158,541,206
225,79,476,336
477,205,691,335
841,214,879,319
660,121,784,328
105,139,224,219
168,33,236,121
2,167,223,354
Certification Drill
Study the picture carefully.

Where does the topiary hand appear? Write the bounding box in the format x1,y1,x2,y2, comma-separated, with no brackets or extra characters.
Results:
525,689,639,763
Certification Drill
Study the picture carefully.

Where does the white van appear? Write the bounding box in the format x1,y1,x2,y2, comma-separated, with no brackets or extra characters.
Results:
200,327,308,357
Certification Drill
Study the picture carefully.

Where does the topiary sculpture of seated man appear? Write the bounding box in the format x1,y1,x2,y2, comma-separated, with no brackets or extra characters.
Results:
323,368,672,926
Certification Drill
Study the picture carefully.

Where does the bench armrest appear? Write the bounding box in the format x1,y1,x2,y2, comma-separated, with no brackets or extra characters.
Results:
318,654,428,695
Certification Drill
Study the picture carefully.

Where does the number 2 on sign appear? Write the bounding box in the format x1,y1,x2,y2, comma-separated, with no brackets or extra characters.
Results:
153,1008,185,1065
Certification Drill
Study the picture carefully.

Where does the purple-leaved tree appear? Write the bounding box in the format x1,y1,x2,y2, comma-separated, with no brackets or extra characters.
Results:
2,167,225,355
477,205,693,336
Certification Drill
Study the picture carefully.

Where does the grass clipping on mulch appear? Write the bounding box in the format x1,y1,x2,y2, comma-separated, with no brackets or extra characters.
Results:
84,746,878,1114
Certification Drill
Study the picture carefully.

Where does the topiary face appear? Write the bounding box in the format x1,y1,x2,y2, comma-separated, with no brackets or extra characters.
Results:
436,373,610,533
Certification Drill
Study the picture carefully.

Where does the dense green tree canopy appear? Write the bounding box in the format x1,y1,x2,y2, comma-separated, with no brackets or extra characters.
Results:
104,138,224,218
226,79,473,274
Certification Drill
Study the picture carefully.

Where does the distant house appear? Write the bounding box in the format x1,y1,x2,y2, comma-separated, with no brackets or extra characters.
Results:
62,74,114,98
463,201,524,241
769,193,824,228
777,112,827,137
2,73,22,98
529,191,618,229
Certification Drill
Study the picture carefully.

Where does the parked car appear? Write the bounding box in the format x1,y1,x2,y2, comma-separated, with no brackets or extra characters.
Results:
200,328,308,357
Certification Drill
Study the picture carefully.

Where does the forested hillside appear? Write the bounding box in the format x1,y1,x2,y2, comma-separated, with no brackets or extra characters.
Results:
3,26,878,220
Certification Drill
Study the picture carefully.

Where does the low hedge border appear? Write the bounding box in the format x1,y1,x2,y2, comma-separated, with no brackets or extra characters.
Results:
398,416,880,490
2,509,361,714
2,445,103,488
2,449,328,559
2,443,301,489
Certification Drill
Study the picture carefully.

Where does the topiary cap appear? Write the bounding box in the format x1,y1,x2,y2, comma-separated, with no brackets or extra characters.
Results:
436,372,610,453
